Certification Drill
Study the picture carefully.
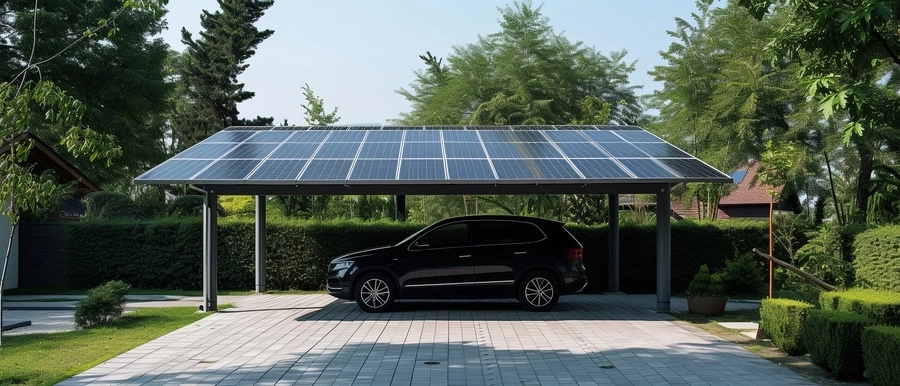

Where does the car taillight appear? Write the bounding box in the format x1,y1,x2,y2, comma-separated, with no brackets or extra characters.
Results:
563,248,583,260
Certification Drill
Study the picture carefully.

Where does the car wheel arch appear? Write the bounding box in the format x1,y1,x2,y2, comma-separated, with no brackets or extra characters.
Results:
350,267,400,300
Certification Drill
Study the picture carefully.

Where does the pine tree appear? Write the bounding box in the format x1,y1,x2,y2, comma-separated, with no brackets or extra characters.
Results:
173,0,274,150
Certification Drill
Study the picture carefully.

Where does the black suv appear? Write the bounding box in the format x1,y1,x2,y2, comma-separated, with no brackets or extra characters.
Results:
326,215,587,312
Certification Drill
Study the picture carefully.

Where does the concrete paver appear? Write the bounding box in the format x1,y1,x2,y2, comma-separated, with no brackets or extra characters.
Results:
6,294,814,385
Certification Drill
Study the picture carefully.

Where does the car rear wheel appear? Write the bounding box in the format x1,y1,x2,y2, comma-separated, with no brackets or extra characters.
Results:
518,271,559,312
355,272,396,312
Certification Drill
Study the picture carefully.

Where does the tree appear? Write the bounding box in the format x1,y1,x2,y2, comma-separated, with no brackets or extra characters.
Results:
171,0,274,151
301,83,340,125
396,1,641,126
1,0,172,185
0,0,164,345
738,0,900,223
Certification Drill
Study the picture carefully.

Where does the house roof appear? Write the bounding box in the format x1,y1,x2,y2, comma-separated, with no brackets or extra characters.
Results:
719,161,781,206
1,132,101,195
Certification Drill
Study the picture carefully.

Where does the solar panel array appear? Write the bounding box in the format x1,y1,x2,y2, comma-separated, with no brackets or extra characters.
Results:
135,125,731,185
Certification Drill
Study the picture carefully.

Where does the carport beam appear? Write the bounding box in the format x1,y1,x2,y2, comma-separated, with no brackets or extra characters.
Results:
608,194,620,293
203,191,218,312
256,195,266,293
656,185,671,311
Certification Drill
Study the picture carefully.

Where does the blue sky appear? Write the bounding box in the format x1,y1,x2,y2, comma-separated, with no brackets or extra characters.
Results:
159,1,705,125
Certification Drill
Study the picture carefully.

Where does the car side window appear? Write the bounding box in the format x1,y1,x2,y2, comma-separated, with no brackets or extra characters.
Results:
473,221,544,245
412,222,469,249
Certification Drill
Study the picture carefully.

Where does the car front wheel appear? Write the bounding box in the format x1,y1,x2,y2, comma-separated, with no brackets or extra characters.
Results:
355,272,396,312
518,271,559,312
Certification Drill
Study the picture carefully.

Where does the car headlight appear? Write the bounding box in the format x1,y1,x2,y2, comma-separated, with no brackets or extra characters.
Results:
331,261,353,271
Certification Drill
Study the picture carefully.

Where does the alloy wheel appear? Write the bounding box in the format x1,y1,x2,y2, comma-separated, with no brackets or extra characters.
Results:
524,277,554,307
359,277,391,309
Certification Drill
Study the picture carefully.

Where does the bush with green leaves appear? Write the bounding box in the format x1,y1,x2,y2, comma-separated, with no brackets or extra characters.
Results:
74,280,131,328
862,325,900,386
84,191,141,219
853,225,900,292
819,289,900,326
686,264,725,297
759,298,814,355
721,252,765,297
802,309,871,380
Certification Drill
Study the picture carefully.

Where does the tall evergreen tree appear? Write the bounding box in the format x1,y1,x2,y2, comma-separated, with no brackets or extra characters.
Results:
173,0,274,151
1,0,171,185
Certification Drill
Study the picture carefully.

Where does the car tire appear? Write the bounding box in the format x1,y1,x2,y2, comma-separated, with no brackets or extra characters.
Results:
355,272,396,312
518,271,559,312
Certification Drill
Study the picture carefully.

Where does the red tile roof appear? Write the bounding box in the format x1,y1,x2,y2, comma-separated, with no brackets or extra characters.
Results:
720,162,782,206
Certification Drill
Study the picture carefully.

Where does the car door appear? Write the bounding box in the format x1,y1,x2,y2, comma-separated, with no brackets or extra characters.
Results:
391,221,476,297
471,220,546,294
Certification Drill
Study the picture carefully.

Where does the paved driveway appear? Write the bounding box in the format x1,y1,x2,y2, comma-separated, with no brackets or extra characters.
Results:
58,294,813,385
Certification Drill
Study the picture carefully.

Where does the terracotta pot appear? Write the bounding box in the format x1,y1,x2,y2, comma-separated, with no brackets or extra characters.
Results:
687,296,728,316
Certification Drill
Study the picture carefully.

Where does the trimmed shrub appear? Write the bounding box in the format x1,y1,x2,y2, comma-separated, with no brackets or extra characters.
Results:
759,298,814,355
862,325,900,386
62,217,795,293
819,289,900,326
74,280,131,328
853,225,900,292
803,309,871,380
84,191,141,219
721,252,766,297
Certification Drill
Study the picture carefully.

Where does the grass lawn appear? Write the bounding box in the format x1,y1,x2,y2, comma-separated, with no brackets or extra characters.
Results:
5,288,324,297
0,307,221,386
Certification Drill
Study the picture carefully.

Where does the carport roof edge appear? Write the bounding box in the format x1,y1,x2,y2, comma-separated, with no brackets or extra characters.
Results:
136,125,731,195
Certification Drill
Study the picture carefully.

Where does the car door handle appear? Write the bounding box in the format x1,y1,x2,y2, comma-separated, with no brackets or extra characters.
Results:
514,251,526,255
459,254,472,258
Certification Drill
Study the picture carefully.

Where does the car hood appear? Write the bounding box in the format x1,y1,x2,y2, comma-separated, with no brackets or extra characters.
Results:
331,245,393,262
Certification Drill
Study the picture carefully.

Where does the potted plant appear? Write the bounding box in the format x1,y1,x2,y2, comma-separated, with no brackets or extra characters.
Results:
686,264,728,316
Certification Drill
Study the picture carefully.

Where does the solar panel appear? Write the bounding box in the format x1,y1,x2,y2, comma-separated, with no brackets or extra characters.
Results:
447,159,495,180
404,130,441,141
315,143,361,159
299,159,353,180
571,159,632,179
399,159,445,180
445,142,487,158
270,143,319,159
618,159,676,178
135,125,732,186
138,159,210,180
248,159,307,180
358,142,401,159
597,142,647,158
194,160,260,180
246,131,293,143
402,142,442,159
173,143,236,159
222,143,278,159
493,159,580,179
350,160,398,180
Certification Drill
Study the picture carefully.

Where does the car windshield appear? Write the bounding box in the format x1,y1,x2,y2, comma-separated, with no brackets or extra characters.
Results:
394,225,431,247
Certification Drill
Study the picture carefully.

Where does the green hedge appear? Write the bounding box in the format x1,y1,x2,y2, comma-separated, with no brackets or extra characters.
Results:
802,309,871,380
853,225,900,291
64,218,780,292
862,325,900,386
759,298,814,355
819,289,900,327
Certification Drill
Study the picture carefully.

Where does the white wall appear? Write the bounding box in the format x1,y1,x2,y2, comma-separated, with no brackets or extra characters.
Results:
1,214,18,290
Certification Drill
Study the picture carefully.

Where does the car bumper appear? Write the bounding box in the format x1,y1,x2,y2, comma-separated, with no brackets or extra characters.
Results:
326,270,353,300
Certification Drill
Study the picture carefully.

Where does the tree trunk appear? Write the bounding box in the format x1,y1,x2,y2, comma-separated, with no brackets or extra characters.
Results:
853,138,874,223
0,221,18,346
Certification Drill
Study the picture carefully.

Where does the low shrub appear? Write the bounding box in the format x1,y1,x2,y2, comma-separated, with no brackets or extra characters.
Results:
862,325,900,386
759,298,814,355
802,309,871,380
819,289,900,326
74,280,131,328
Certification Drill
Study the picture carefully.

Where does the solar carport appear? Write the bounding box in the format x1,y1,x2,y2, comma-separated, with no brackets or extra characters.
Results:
135,125,731,312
